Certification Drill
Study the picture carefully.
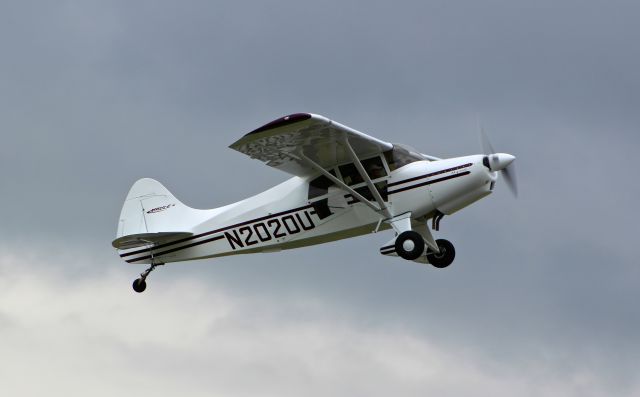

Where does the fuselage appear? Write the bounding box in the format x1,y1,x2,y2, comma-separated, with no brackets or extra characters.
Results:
118,154,496,265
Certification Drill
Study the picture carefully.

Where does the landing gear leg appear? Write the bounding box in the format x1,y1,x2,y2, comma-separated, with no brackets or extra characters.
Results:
387,212,443,261
132,262,164,293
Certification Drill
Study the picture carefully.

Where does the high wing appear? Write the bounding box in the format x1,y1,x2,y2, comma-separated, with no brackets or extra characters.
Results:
229,113,393,177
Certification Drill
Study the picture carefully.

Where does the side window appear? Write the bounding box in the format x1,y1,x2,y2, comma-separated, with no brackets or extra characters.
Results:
339,156,386,186
361,156,387,179
338,163,363,186
346,181,388,204
308,172,335,199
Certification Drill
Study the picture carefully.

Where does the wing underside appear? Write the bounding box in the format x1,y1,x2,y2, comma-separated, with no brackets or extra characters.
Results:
229,113,393,177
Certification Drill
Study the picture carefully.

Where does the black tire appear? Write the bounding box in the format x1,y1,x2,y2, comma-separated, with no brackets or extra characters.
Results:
132,278,147,293
427,239,455,268
395,231,425,260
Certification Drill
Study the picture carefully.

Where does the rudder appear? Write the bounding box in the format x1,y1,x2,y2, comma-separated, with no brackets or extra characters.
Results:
113,178,195,249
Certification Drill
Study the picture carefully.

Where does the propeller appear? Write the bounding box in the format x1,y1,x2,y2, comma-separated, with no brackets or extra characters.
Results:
480,127,518,197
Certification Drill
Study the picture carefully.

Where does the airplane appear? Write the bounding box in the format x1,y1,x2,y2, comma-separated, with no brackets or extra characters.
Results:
112,113,517,293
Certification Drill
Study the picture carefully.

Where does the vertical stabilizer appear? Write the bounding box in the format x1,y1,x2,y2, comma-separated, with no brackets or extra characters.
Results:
115,178,197,244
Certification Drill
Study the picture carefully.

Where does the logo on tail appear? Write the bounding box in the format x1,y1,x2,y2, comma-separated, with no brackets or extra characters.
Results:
146,204,176,214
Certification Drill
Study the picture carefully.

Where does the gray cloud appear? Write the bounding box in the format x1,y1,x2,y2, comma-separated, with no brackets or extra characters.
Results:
1,252,635,397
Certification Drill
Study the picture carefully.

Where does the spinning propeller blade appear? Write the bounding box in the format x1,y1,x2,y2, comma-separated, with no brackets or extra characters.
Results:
480,127,495,156
479,126,518,197
501,161,518,197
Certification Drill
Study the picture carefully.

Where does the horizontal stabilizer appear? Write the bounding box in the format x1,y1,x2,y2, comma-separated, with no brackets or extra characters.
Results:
112,232,193,250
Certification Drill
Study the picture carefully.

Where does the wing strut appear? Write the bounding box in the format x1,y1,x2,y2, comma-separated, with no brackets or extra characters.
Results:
341,137,392,219
289,152,384,215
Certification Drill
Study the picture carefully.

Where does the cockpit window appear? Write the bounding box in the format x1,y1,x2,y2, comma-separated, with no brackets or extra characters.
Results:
361,156,387,179
339,156,387,186
338,163,363,186
384,145,425,171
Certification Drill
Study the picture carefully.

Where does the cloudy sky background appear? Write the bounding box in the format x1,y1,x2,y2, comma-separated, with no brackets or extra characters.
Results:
0,1,638,396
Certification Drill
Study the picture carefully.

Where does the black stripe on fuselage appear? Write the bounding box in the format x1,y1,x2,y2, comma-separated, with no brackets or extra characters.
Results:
387,163,473,188
388,171,471,195
126,235,227,263
121,204,314,262
343,164,472,204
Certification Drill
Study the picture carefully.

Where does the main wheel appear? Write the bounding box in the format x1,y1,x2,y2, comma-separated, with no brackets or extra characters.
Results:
132,278,147,293
395,231,425,260
427,239,455,268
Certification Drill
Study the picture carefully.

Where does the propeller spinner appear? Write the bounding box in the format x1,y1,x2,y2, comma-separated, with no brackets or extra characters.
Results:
480,129,518,197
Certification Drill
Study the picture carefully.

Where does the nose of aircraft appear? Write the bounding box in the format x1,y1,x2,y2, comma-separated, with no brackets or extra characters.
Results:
488,153,515,171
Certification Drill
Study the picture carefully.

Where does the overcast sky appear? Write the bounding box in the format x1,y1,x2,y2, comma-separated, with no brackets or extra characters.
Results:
0,1,638,396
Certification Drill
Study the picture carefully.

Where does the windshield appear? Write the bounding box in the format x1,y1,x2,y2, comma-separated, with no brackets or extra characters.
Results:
384,144,427,171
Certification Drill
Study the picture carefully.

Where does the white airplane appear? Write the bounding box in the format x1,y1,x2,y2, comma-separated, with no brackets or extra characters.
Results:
113,113,516,293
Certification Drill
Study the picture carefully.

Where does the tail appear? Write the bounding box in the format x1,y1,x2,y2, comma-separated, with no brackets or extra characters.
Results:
112,178,196,250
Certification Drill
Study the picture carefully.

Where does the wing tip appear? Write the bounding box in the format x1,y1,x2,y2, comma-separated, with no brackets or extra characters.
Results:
246,113,313,136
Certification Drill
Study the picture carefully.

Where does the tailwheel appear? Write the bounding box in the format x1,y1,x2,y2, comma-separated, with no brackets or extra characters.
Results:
131,261,164,293
395,231,425,261
427,239,455,268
